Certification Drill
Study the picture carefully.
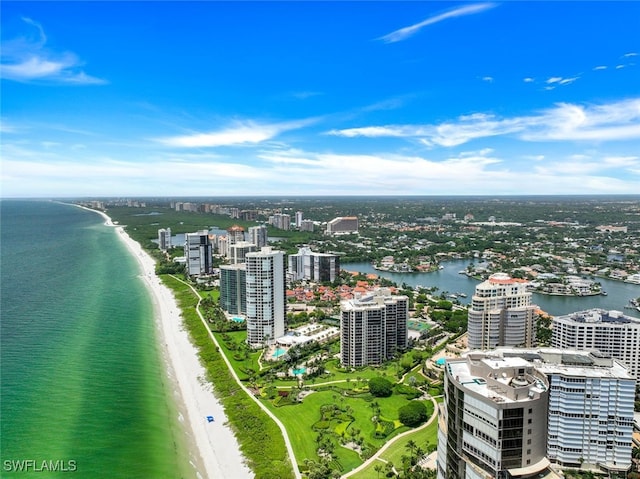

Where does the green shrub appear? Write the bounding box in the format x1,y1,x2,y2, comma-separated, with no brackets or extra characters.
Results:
369,376,393,397
398,401,428,427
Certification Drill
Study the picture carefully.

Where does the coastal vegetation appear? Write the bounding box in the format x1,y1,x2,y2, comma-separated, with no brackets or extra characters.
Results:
160,275,295,479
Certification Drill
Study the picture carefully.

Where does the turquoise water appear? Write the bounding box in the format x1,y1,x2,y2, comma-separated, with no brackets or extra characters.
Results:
0,201,193,478
231,316,245,323
436,358,446,366
272,348,286,358
292,368,306,375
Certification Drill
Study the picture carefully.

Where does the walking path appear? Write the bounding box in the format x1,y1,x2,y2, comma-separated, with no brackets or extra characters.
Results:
341,396,439,478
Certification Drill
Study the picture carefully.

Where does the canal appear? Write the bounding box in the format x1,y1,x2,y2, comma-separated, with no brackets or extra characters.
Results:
343,259,640,317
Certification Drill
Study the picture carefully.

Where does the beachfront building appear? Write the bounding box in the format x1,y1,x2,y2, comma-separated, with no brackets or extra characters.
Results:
326,216,358,235
288,247,340,283
438,351,551,479
157,227,172,251
295,211,303,227
467,273,537,350
219,263,246,315
540,351,635,472
247,225,268,249
340,290,408,367
245,247,287,347
551,308,640,380
437,348,635,479
184,230,213,276
228,241,256,264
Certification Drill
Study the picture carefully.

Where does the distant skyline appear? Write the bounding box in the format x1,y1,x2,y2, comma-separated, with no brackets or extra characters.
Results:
1,1,639,197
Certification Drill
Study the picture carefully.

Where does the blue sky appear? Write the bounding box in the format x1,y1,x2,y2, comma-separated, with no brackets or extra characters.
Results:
1,1,639,197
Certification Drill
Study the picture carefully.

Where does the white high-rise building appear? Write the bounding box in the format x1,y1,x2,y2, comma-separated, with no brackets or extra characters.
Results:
467,273,537,350
288,247,340,283
227,241,256,264
437,348,635,479
295,211,303,227
326,216,358,235
270,213,291,230
245,247,286,347
340,290,407,367
158,227,172,251
247,225,268,249
227,225,245,246
184,230,213,276
552,308,640,380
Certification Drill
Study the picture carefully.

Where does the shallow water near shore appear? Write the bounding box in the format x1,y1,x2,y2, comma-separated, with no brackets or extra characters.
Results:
1,200,193,478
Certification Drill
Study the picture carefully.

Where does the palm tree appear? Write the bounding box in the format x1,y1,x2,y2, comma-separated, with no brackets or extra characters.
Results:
374,464,383,479
405,439,418,462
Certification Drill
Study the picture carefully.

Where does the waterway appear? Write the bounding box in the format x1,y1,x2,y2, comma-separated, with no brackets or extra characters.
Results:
344,259,640,317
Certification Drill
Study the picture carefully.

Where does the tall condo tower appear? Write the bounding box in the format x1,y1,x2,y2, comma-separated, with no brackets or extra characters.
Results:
227,225,245,246
245,247,286,347
552,308,640,380
467,273,537,350
247,225,268,249
227,241,256,264
184,230,212,276
437,348,635,479
219,263,246,315
340,290,408,367
157,227,172,251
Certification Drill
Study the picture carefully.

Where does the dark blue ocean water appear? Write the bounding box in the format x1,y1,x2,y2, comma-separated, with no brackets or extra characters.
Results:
1,200,193,478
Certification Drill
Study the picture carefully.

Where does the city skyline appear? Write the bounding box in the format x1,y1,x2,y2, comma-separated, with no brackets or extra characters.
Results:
1,1,639,197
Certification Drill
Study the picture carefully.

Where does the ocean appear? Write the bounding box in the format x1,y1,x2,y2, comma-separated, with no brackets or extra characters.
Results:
1,200,193,478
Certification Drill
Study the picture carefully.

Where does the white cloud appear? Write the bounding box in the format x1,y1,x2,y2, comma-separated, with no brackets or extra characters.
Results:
593,65,607,70
377,3,496,43
623,52,638,57
558,77,579,85
3,137,639,197
545,76,579,86
155,118,315,148
327,126,413,138
533,154,639,177
616,64,625,69
523,98,640,142
329,97,640,146
482,76,494,83
291,91,323,99
523,77,535,83
0,120,18,133
0,17,106,85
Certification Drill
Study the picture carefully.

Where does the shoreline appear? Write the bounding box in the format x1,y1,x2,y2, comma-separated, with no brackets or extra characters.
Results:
78,205,252,479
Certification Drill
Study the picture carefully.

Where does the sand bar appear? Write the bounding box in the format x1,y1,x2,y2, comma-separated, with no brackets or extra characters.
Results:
82,205,252,479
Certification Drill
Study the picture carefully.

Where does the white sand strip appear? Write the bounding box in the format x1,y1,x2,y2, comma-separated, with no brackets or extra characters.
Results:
81,205,252,479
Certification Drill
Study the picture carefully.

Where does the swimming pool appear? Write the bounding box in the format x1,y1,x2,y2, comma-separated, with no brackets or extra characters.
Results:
231,316,244,323
435,358,446,366
292,367,306,375
272,348,287,359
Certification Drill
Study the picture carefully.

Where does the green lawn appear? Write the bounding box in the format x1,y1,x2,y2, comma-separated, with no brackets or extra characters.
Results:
213,330,263,381
349,403,439,479
261,386,426,475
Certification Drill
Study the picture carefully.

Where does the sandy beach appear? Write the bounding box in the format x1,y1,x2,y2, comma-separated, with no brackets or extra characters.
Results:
85,206,252,479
